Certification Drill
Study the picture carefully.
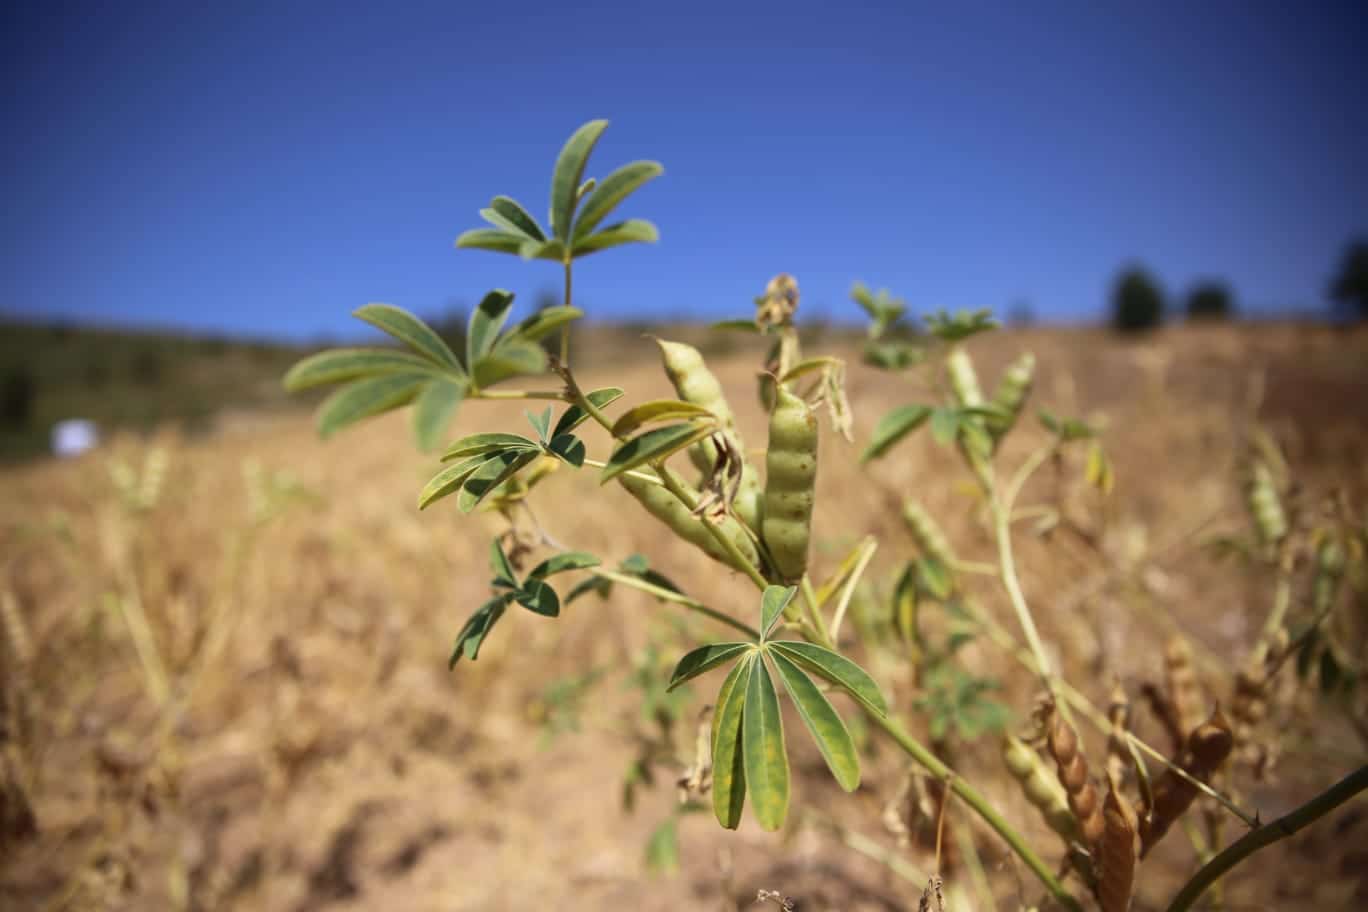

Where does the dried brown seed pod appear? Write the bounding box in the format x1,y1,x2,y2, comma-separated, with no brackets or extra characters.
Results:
1138,707,1233,857
1098,772,1138,912
757,273,800,328
1046,705,1105,849
1105,681,1132,785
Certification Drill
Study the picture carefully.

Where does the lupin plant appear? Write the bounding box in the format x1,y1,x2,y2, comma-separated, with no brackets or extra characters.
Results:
286,120,1366,911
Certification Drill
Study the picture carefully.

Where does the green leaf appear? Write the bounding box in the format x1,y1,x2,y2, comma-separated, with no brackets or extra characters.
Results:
467,290,516,365
667,643,754,692
449,595,510,666
925,308,998,342
710,319,761,333
711,655,752,829
413,379,467,452
455,228,527,254
485,195,546,241
316,373,427,438
418,453,493,510
507,306,583,344
863,340,926,371
553,387,625,437
769,649,860,791
573,160,664,240
526,406,553,442
610,399,716,438
353,304,463,371
1037,408,1097,441
551,119,609,241
457,450,539,512
861,404,932,463
916,557,955,601
472,341,549,388
546,433,586,467
760,585,795,639
742,657,789,832
442,432,540,461
929,407,961,446
571,219,659,257
600,422,715,482
527,551,600,580
518,238,567,262
515,578,560,617
644,816,679,876
283,348,447,392
490,538,519,588
768,641,888,717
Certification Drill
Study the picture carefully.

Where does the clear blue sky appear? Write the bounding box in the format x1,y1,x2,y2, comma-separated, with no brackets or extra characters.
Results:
3,1,1364,340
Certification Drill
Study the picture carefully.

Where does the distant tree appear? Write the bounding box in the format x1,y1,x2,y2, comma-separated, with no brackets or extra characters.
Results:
1328,239,1368,320
1185,281,1234,321
1111,267,1164,332
0,368,36,428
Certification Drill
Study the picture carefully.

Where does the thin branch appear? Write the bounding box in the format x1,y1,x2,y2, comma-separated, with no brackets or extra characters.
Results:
590,568,759,640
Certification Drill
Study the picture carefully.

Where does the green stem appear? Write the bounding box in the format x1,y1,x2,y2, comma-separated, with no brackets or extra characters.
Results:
472,389,570,402
591,569,759,639
866,711,1082,912
560,259,573,366
799,575,835,648
1165,765,1368,912
991,490,1058,701
582,459,663,487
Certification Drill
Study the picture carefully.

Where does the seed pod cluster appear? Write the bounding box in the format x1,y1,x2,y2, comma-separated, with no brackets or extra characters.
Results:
618,471,760,574
1046,706,1105,849
1245,461,1287,549
1003,735,1078,843
656,339,764,531
1230,653,1270,770
762,386,818,583
987,352,1035,440
1098,772,1139,912
1138,707,1233,857
902,500,957,568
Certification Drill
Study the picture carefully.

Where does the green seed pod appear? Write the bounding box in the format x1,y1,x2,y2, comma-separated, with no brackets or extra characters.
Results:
1245,462,1287,548
1003,735,1078,843
945,346,983,408
618,471,759,574
987,352,1035,439
1313,536,1344,615
657,339,763,530
901,500,956,568
762,387,818,583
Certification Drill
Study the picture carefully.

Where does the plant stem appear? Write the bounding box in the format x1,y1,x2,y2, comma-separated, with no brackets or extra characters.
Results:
990,491,1057,700
656,467,770,591
799,575,835,648
1164,765,1368,912
582,459,664,487
591,568,759,639
473,389,570,402
560,259,573,366
865,711,1082,912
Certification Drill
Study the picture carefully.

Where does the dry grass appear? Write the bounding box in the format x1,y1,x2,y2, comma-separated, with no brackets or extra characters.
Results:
2,322,1366,911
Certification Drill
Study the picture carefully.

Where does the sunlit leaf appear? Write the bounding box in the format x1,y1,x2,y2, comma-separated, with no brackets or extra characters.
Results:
925,308,998,342
861,404,932,463
573,160,664,240
546,433,586,467
770,648,859,791
742,657,789,832
711,655,752,829
929,407,961,446
418,453,494,510
600,422,715,482
553,387,625,437
455,228,526,255
457,450,539,512
484,195,546,241
527,551,600,580
515,578,560,617
316,373,427,439
760,585,795,639
413,378,467,451
644,816,679,876
525,406,553,442
472,340,549,388
768,641,888,717
667,643,754,692
353,304,463,371
490,538,519,588
863,340,926,371
507,306,583,344
571,219,659,257
442,432,539,461
518,238,567,262
449,595,510,666
282,348,446,392
610,399,716,438
467,289,516,365
778,356,841,385
551,120,609,241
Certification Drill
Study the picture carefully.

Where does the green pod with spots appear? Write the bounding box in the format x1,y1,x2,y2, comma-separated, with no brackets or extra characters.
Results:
987,352,1035,440
656,339,763,530
901,500,956,568
618,471,760,574
1313,536,1344,615
762,387,818,583
945,346,983,408
1245,462,1287,548
1003,735,1078,843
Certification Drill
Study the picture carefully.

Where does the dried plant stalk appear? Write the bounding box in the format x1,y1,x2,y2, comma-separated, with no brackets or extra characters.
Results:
1139,707,1234,857
1003,735,1078,843
1046,704,1105,849
1098,772,1138,912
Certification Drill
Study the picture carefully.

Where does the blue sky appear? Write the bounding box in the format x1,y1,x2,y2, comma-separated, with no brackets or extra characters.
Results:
2,1,1364,340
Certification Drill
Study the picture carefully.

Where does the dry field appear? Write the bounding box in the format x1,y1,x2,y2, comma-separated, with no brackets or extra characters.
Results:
2,322,1366,911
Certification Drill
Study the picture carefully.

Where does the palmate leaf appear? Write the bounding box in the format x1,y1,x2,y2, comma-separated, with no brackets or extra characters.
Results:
316,373,428,438
412,378,467,452
467,290,516,366
551,120,609,241
553,387,625,437
455,228,526,255
666,643,754,691
353,304,463,372
600,422,715,482
571,219,659,257
442,432,540,461
282,348,446,392
760,585,795,639
767,641,888,717
418,453,492,510
742,656,789,832
861,404,932,463
769,649,860,792
610,399,716,438
572,160,664,240
457,450,540,513
489,195,546,241
711,655,752,829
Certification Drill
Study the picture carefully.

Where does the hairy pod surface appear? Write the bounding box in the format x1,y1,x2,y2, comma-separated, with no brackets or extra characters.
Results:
656,339,763,530
1003,735,1078,843
1047,709,1105,849
618,472,759,574
1138,708,1233,857
1245,462,1287,548
902,500,957,568
763,387,818,583
945,346,983,408
988,352,1035,439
